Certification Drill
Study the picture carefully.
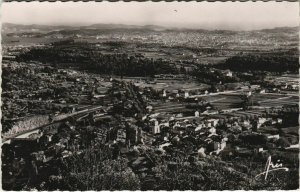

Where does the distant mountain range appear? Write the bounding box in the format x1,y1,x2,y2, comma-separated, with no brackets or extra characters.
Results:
3,23,298,34
2,23,169,34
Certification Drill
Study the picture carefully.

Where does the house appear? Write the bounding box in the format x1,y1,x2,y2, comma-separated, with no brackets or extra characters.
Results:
243,120,250,126
126,123,144,145
176,113,183,118
281,83,288,90
149,113,160,118
226,123,232,128
266,134,280,140
207,119,219,127
149,119,160,134
257,117,267,128
221,108,242,113
247,91,252,97
162,90,167,97
225,70,233,77
253,147,265,154
205,122,212,128
195,123,205,132
146,105,153,112
61,150,72,158
184,91,189,98
250,85,260,89
285,143,299,150
287,84,299,90
197,147,206,158
208,127,216,134
159,121,169,128
116,129,126,143
172,90,179,94
218,140,227,152
202,110,218,115
259,89,266,93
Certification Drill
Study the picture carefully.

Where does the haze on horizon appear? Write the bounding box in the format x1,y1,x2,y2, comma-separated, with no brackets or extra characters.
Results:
2,1,299,30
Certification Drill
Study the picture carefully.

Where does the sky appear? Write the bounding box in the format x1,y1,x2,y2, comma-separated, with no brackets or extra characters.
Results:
1,1,299,30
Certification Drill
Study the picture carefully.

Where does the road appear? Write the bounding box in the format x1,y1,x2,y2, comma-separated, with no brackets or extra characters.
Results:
260,92,299,97
258,96,292,104
189,90,238,98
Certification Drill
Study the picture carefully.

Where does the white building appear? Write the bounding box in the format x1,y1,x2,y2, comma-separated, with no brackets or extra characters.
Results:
163,89,167,97
184,91,189,98
209,127,216,134
247,91,252,97
257,117,267,128
267,134,280,140
260,89,266,93
207,119,219,127
198,147,206,158
150,119,160,134
226,71,233,77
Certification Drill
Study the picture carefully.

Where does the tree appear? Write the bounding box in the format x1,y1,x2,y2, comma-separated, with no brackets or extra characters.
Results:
277,137,291,148
60,146,141,190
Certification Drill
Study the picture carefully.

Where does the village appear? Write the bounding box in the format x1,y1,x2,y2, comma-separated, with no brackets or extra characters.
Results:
2,56,299,190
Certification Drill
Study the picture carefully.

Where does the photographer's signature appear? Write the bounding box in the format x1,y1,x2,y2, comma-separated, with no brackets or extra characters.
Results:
255,156,289,180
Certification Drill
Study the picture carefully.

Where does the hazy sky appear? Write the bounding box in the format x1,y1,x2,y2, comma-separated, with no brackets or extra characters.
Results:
1,1,299,30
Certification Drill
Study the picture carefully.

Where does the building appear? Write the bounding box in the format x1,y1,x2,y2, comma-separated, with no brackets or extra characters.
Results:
207,119,219,127
150,119,160,134
162,90,167,97
257,117,267,128
266,134,280,140
224,70,233,77
184,91,189,98
198,147,206,158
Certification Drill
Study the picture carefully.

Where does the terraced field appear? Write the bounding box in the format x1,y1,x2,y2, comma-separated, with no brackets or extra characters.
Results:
203,94,243,110
252,93,299,107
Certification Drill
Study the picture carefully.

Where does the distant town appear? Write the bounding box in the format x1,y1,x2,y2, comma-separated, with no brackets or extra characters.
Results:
1,23,299,190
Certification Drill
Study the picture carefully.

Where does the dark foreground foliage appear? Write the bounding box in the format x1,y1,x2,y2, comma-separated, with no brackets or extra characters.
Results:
18,143,298,191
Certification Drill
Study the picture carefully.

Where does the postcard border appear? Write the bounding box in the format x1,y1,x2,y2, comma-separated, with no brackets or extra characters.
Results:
2,0,299,2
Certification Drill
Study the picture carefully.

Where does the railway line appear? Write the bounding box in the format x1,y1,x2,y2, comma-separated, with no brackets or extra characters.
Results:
2,105,105,144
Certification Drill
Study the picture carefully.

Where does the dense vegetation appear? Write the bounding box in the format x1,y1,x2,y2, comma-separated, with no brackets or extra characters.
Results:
16,41,179,77
191,66,240,85
22,144,298,191
218,53,298,73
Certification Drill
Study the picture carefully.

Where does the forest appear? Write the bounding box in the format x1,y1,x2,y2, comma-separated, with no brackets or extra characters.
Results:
16,42,179,77
217,52,298,73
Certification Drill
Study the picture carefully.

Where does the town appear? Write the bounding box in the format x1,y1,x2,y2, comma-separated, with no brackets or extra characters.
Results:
1,23,299,190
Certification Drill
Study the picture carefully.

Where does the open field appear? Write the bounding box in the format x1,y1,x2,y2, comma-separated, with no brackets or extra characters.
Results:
202,94,243,110
252,94,299,107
